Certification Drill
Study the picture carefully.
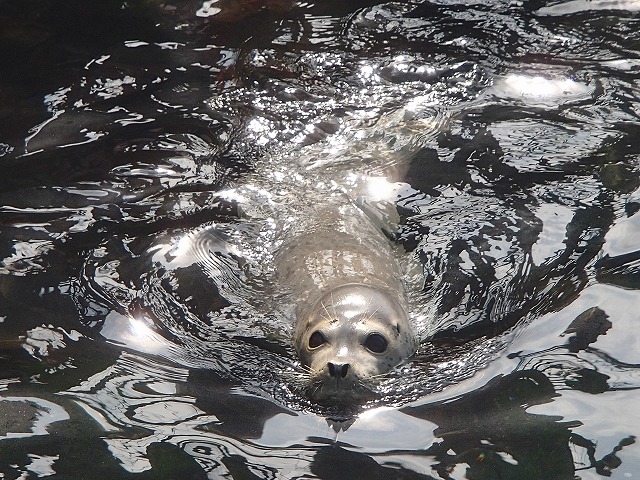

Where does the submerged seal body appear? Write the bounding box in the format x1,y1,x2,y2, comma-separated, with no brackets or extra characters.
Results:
276,199,417,403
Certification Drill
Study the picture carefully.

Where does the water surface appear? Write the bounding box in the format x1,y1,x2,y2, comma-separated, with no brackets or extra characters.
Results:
1,0,640,478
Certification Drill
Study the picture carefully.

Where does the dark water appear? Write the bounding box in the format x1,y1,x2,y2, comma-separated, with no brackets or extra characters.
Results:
2,0,640,478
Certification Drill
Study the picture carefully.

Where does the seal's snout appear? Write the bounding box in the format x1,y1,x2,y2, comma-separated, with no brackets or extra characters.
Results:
328,361,349,379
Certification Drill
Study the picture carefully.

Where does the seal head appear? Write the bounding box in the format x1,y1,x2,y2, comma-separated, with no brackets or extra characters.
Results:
294,283,417,403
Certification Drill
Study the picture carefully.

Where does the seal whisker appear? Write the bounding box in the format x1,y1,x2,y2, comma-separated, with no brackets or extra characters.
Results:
320,300,333,321
359,306,381,325
292,360,313,373
308,381,323,398
368,306,381,319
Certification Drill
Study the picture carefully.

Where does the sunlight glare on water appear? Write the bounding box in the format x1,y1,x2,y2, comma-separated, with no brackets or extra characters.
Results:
1,0,640,477
492,73,594,108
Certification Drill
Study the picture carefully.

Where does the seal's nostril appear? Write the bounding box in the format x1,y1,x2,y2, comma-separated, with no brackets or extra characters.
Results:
328,362,349,378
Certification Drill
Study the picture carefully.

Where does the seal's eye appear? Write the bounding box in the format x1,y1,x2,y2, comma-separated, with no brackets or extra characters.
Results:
308,331,326,349
364,333,388,354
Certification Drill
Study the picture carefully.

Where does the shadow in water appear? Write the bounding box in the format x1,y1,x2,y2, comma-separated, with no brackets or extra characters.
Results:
399,369,635,479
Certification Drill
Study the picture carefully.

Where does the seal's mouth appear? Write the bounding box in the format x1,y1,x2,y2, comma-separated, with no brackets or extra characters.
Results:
305,377,379,405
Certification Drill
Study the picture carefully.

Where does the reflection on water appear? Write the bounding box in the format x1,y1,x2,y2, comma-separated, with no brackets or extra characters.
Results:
2,0,640,477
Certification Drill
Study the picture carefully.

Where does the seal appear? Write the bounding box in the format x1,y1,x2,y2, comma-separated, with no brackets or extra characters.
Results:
276,198,417,403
